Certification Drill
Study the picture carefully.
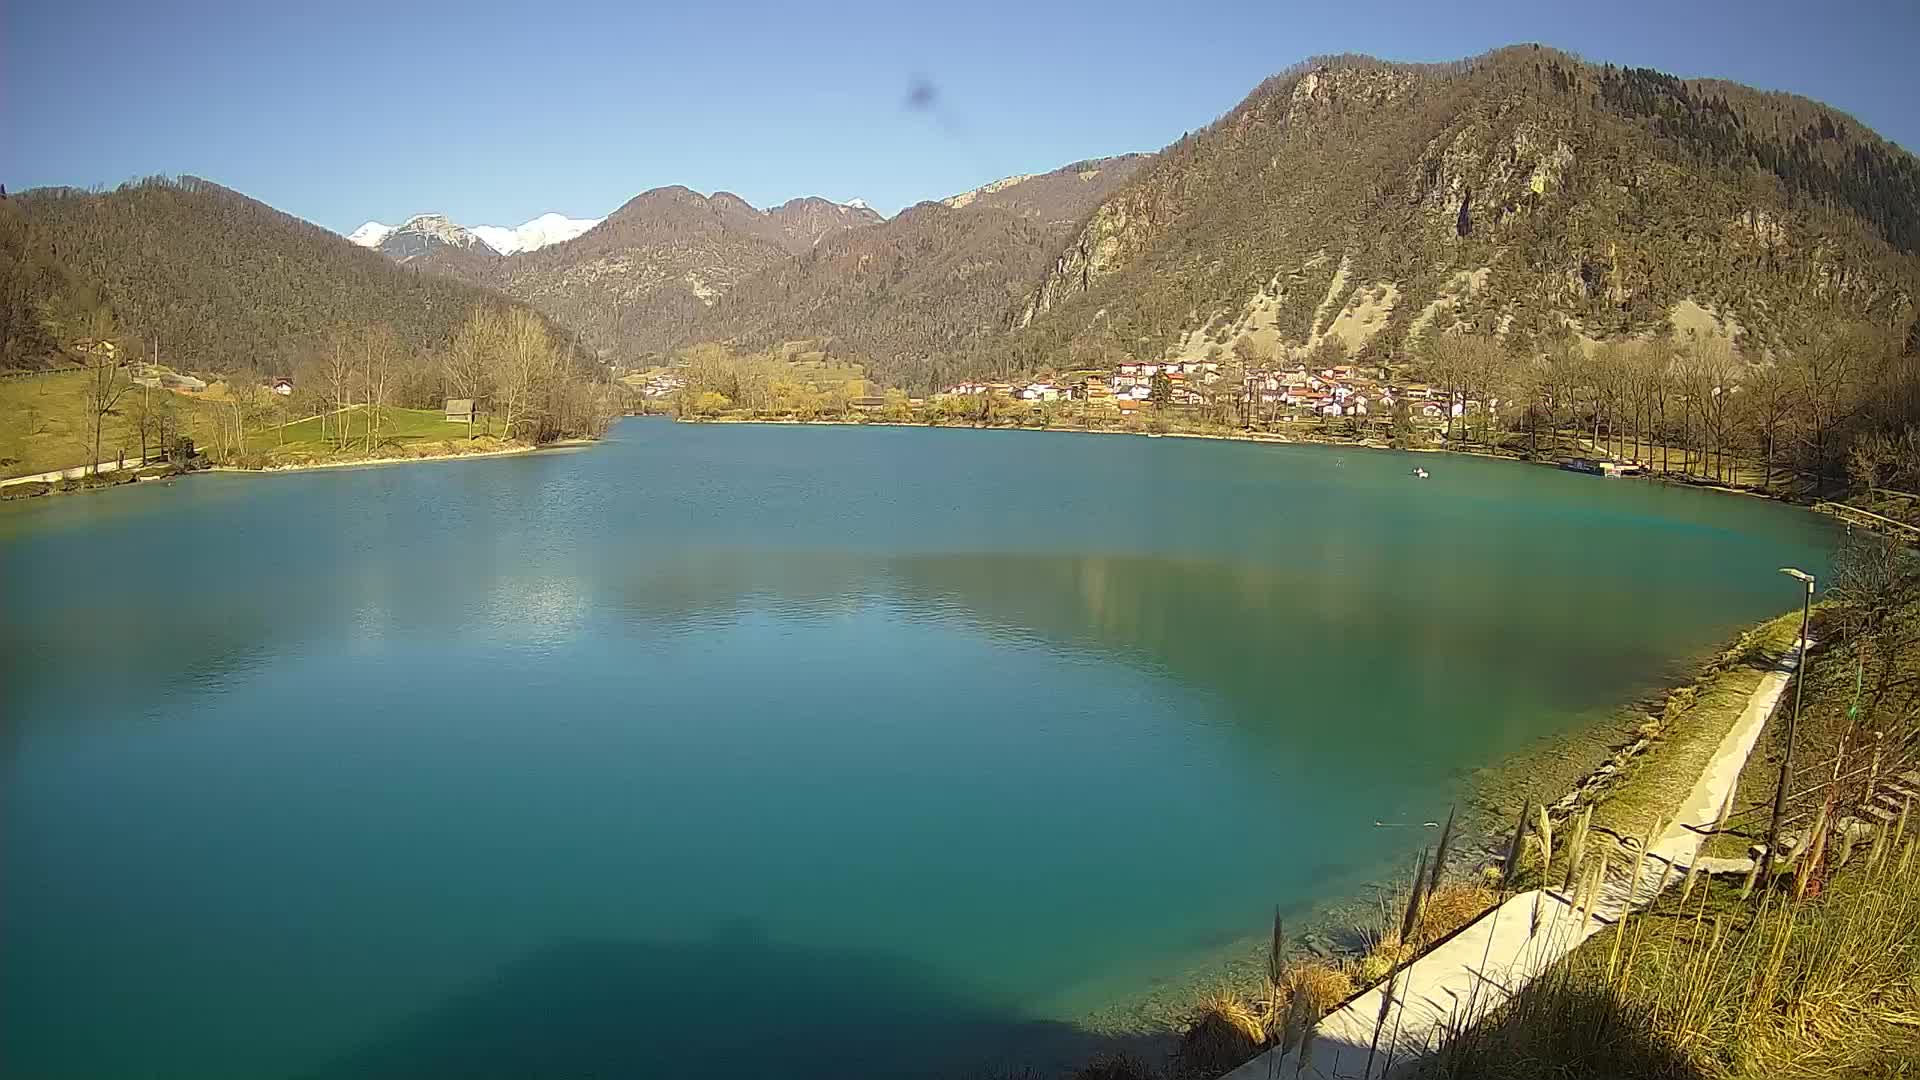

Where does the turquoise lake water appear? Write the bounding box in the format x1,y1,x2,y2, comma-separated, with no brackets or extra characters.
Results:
0,421,1838,1077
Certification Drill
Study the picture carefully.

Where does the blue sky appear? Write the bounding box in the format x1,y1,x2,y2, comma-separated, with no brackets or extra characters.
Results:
7,0,1917,234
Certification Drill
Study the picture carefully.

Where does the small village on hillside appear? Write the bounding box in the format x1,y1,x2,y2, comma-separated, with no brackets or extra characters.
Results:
938,358,1482,423
619,344,1501,438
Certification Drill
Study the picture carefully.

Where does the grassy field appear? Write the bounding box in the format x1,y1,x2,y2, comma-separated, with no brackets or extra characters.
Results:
246,406,506,463
1,368,514,477
0,368,205,477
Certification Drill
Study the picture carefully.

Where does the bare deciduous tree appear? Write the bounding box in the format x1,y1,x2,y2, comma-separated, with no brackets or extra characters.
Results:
490,308,556,441
80,315,133,475
360,324,401,454
321,335,358,450
443,309,499,439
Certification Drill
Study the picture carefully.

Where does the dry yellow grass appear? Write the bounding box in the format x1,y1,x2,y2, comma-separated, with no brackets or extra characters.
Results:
1431,583,1920,1078
1285,960,1356,1016
1350,880,1500,993
1414,882,1498,947
1356,939,1414,984
1176,990,1265,1077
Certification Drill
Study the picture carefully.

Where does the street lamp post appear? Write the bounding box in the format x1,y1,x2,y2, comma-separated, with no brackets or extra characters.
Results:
1764,567,1817,875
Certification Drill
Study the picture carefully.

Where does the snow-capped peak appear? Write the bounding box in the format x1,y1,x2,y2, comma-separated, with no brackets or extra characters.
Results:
343,211,601,256
469,213,602,255
394,214,481,248
844,198,871,210
347,221,396,248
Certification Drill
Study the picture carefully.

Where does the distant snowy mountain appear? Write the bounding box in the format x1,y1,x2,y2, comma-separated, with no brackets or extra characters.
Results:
350,214,489,264
345,212,602,257
346,221,396,248
344,192,882,356
468,213,603,255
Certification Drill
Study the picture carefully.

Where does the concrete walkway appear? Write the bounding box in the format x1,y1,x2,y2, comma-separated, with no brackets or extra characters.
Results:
1,456,154,487
1223,639,1804,1079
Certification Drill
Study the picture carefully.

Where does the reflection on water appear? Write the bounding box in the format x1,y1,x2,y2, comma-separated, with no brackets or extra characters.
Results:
0,421,1838,1078
308,927,1167,1079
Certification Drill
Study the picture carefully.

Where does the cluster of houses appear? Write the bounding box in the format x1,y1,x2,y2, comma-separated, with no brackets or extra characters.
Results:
940,359,1488,421
940,360,1228,411
1238,363,1460,419
631,370,685,400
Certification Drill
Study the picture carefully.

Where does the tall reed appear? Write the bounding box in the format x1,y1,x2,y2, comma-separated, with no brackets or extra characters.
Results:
1423,820,1920,1078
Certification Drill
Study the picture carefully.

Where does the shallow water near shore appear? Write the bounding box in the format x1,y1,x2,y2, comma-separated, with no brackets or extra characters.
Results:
0,419,1837,1078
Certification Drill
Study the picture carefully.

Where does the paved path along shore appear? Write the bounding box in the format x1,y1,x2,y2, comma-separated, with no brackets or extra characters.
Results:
1224,638,1805,1079
1,456,149,487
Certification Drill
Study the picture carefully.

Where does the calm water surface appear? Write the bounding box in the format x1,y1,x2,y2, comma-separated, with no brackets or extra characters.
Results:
0,421,1837,1078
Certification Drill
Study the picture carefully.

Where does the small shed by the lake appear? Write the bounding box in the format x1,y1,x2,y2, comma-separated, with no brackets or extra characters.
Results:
445,398,476,424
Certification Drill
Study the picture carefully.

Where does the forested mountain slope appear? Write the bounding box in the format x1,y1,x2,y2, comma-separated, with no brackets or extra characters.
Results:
2,177,540,373
1004,46,1919,375
396,188,884,359
684,156,1148,387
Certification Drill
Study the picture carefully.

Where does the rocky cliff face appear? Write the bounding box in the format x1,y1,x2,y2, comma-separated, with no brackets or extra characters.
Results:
370,214,505,279
1012,49,1918,367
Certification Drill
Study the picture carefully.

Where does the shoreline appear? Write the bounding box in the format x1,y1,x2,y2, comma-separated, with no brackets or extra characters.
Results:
208,438,594,476
2,438,602,499
1066,604,1804,1044
678,415,1821,510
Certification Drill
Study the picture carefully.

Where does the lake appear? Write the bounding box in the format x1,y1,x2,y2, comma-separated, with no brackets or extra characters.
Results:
0,421,1838,1078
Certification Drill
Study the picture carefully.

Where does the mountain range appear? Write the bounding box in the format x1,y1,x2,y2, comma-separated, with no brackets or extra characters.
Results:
339,193,887,356
343,47,1918,390
348,213,604,257
338,160,1147,373
687,156,1148,386
5,44,1916,392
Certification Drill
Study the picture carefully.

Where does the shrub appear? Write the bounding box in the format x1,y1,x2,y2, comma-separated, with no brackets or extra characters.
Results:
1356,938,1413,984
1175,990,1265,1077
1414,882,1497,947
1285,960,1356,1015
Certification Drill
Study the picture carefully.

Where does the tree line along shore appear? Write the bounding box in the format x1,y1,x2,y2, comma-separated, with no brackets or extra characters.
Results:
658,320,1920,529
1,303,626,496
